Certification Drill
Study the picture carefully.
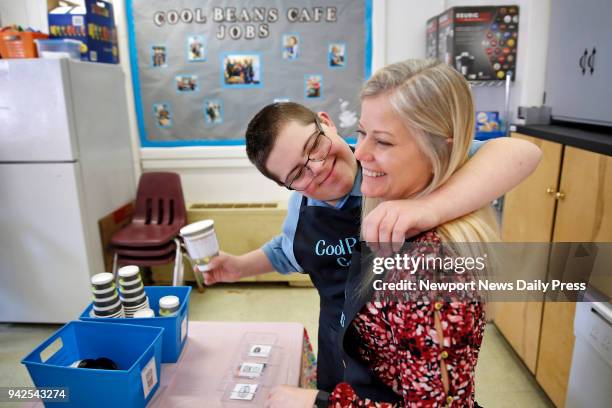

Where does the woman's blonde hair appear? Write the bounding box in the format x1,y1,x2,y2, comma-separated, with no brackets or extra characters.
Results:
359,59,499,296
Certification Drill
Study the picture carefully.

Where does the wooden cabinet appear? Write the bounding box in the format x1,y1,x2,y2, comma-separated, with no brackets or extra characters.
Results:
553,146,612,242
545,0,612,126
496,135,562,373
496,133,612,407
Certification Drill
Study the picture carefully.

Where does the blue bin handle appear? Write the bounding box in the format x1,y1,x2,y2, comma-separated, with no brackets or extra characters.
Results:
31,329,66,364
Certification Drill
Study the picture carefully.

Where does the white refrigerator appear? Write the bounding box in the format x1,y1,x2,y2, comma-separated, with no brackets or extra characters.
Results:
0,59,136,323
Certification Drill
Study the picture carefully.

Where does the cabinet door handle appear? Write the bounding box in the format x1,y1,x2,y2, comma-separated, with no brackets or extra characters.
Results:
587,47,596,74
546,187,556,195
555,191,566,200
579,49,588,75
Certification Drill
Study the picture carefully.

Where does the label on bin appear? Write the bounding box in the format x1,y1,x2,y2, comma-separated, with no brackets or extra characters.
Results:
141,357,158,399
181,316,188,342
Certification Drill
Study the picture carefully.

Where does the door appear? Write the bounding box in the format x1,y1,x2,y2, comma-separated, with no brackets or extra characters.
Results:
0,162,92,322
495,134,563,373
536,147,612,407
0,59,77,162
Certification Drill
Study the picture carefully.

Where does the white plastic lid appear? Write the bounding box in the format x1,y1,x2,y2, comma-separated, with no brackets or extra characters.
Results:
91,272,114,286
133,308,155,318
180,220,214,237
118,265,140,278
159,295,180,309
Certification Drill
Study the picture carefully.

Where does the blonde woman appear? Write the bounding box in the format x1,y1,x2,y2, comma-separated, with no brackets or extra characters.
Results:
326,60,499,407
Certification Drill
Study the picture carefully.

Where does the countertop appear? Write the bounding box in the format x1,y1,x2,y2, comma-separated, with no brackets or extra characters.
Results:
513,124,612,156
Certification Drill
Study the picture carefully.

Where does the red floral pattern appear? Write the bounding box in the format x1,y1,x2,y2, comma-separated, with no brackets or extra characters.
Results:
329,231,485,407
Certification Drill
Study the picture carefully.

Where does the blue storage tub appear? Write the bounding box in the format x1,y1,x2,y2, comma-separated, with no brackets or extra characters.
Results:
22,321,163,408
475,130,507,141
80,286,191,363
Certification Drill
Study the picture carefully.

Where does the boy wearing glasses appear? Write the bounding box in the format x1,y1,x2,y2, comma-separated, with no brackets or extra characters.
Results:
202,102,541,392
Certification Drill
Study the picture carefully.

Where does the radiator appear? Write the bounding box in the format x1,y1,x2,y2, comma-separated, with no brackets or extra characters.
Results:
152,202,311,285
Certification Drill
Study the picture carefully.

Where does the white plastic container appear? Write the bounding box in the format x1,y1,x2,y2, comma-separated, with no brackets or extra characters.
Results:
180,220,219,272
35,39,82,60
159,295,180,317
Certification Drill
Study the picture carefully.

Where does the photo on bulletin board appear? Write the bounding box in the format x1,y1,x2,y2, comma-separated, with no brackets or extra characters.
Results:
175,75,199,93
281,34,300,60
204,100,223,126
221,53,262,88
305,75,323,99
152,102,172,128
151,45,167,68
126,0,373,146
187,35,206,62
328,43,346,68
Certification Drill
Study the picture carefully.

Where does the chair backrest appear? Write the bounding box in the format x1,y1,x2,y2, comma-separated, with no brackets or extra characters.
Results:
132,172,186,226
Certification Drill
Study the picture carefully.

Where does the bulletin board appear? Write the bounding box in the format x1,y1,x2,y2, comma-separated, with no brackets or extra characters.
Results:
126,0,373,147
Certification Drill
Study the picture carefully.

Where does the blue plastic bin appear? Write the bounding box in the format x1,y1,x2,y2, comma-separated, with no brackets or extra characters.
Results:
80,286,191,363
22,321,163,408
475,130,507,141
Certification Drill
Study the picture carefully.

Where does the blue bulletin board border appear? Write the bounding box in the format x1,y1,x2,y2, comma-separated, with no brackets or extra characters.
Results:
126,0,372,147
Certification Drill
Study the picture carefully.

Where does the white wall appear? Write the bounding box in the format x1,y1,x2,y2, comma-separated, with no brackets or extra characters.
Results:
384,0,446,63
2,0,552,204
0,0,47,30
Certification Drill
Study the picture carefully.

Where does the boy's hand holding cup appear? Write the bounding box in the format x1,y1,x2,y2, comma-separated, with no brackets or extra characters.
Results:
180,220,220,273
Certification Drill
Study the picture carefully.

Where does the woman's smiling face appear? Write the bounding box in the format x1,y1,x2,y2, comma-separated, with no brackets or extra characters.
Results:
355,94,433,200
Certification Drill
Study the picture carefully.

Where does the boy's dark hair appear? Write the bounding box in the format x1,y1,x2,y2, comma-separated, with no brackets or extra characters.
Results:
245,102,315,184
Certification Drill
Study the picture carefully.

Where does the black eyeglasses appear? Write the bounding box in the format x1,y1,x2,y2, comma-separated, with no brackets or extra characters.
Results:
283,117,332,191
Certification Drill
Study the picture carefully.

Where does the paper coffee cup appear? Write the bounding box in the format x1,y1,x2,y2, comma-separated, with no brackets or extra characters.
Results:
180,220,220,271
91,273,114,291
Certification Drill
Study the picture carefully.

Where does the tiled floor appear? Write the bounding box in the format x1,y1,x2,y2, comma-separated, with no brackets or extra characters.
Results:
0,283,553,407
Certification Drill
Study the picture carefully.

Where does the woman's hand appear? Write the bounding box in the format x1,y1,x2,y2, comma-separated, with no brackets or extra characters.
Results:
266,385,318,408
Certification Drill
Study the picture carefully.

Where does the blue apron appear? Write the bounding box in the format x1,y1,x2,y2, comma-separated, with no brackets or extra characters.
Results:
293,195,360,392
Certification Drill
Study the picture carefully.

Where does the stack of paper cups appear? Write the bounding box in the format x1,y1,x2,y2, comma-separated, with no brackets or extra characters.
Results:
117,265,150,318
90,273,124,318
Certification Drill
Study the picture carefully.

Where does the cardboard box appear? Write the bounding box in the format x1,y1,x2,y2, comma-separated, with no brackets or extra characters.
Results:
425,16,438,60
437,5,519,81
47,0,119,63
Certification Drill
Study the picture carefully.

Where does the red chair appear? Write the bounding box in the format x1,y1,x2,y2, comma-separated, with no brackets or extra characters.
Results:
110,172,187,285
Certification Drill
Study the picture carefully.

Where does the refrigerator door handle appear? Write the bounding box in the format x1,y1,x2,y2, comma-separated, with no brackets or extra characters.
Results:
587,47,596,75
578,49,588,75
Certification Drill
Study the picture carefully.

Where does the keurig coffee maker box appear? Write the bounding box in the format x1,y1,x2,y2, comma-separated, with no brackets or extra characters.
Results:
436,5,519,81
426,16,438,60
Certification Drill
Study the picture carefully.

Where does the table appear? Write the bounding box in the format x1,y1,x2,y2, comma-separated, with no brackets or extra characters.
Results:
148,321,311,407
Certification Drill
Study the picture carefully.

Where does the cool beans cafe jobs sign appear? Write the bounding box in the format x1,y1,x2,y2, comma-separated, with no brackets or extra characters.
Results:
127,0,371,146
153,7,340,39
